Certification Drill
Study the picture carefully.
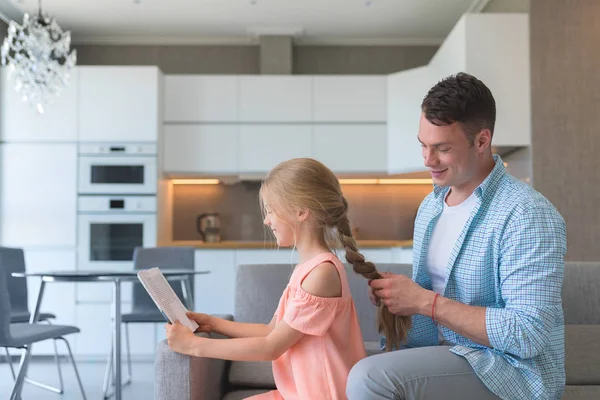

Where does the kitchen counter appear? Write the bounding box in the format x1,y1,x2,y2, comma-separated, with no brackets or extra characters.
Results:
163,239,413,249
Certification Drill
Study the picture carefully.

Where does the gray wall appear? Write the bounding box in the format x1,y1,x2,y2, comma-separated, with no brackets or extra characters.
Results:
530,0,600,261
73,44,437,75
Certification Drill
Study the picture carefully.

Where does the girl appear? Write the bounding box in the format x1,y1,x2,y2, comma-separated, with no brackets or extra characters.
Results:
165,158,410,399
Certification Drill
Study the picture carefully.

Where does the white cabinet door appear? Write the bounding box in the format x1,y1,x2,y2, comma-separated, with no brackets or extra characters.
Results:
312,76,386,122
391,248,413,264
387,66,431,174
238,125,312,173
22,250,77,355
313,124,387,173
78,66,159,142
337,248,393,264
239,76,312,122
0,68,78,142
192,250,237,316
74,303,157,357
163,125,238,174
236,249,299,266
164,76,238,122
0,143,76,247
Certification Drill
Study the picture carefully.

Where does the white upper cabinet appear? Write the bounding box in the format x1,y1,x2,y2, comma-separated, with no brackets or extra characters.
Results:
313,124,387,173
238,125,312,173
464,14,530,147
164,76,238,122
0,143,77,247
387,66,431,174
78,66,160,142
238,76,312,122
312,76,386,122
0,68,78,142
427,14,531,147
163,125,239,174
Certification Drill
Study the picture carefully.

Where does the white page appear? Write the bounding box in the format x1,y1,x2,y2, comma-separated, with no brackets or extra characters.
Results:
137,267,199,332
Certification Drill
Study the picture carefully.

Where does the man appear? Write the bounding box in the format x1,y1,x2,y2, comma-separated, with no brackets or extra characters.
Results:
346,73,567,400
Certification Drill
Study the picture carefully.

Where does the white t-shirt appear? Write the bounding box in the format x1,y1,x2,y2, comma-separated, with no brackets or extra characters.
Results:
426,191,478,341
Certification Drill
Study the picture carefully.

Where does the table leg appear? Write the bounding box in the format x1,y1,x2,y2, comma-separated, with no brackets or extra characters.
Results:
10,279,45,400
113,279,122,400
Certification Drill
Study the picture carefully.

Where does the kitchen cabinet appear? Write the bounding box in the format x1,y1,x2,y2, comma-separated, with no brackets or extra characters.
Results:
164,76,238,122
193,250,237,316
163,125,239,174
386,66,432,174
428,14,531,147
238,76,312,122
313,124,387,173
312,76,386,122
0,68,79,142
0,143,77,248
78,66,160,142
238,125,312,173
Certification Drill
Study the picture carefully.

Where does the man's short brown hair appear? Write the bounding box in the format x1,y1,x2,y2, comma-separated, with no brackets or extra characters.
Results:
421,72,496,143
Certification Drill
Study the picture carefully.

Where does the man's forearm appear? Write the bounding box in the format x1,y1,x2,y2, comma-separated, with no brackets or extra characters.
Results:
420,292,491,347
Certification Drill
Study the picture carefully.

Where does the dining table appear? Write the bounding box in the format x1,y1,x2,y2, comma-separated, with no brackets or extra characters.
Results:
11,269,210,400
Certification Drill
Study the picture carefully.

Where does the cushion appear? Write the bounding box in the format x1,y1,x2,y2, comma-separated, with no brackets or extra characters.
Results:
228,360,276,388
565,325,600,385
562,385,600,400
223,390,271,400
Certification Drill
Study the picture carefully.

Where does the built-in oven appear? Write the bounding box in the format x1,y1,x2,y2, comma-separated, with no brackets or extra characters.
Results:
78,143,157,195
77,196,157,272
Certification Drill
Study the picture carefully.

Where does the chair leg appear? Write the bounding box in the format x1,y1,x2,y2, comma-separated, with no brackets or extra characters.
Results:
21,320,65,394
4,347,16,380
56,337,87,400
9,346,32,400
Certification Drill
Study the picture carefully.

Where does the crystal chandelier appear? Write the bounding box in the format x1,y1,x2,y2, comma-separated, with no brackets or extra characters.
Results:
1,0,76,114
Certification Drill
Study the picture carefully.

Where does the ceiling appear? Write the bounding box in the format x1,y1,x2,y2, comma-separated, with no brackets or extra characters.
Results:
0,0,495,45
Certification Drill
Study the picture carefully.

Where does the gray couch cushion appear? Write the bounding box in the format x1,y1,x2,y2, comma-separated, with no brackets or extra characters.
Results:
228,360,276,388
563,262,600,324
561,386,600,400
565,325,600,385
223,390,271,400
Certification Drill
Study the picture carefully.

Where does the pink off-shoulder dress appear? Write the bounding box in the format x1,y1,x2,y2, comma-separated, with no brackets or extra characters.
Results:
246,252,367,400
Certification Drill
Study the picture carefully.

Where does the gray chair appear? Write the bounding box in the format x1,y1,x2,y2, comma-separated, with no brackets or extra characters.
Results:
102,246,195,399
0,247,65,394
0,256,86,400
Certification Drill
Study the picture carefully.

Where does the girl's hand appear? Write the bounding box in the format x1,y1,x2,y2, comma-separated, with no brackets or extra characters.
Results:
165,321,200,356
186,311,213,333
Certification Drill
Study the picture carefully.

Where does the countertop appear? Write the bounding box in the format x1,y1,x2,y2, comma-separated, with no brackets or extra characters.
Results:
163,239,413,249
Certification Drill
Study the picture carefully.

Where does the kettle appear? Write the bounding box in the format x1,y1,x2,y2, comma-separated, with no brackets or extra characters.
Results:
196,213,221,243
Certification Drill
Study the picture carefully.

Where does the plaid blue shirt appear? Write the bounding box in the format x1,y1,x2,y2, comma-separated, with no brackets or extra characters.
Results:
405,155,567,400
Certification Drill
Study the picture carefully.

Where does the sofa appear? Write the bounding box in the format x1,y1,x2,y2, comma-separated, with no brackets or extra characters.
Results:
155,262,600,400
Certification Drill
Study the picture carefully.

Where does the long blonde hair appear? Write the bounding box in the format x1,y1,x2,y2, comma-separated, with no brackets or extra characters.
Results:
260,158,411,350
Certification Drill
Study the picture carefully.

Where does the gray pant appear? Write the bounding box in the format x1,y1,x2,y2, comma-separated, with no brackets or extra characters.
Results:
346,346,501,400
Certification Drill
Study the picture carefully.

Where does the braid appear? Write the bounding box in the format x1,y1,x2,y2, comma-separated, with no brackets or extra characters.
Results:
336,199,412,351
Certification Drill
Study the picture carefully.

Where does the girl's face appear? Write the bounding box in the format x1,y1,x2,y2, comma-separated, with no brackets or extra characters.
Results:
262,197,297,248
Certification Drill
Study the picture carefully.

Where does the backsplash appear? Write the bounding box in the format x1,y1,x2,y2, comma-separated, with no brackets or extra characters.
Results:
172,182,432,241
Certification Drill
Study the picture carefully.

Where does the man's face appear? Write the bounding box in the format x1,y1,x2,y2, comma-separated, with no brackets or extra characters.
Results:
417,113,480,188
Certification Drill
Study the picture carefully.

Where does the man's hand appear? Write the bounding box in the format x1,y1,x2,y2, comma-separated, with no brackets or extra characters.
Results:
367,280,379,306
369,272,435,316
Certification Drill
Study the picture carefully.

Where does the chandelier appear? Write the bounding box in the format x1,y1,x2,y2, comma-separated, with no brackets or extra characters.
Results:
1,0,76,114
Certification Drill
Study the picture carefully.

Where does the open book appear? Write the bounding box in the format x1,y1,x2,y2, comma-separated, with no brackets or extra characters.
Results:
137,267,199,332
